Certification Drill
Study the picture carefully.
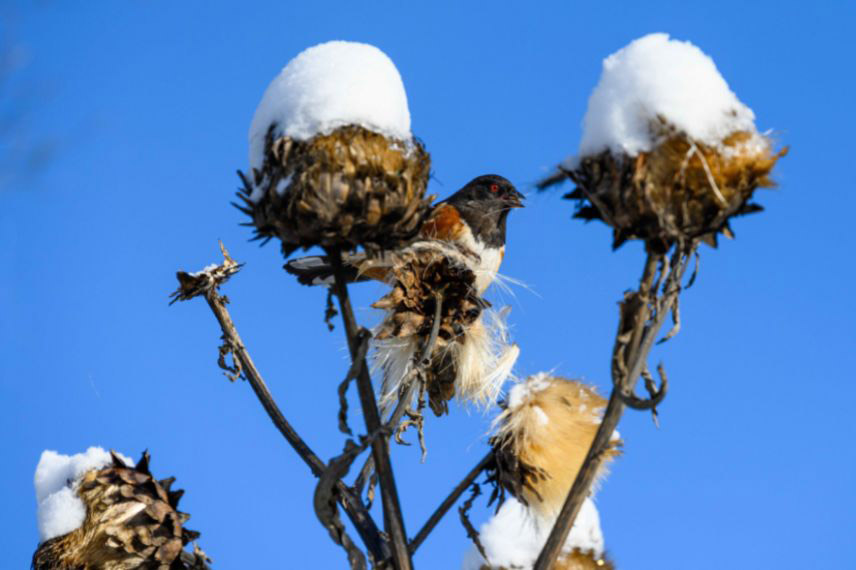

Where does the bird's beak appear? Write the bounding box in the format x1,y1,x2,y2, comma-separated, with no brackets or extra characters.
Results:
507,189,525,208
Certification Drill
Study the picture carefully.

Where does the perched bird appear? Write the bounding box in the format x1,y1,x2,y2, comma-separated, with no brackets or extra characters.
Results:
287,174,524,416
285,173,524,293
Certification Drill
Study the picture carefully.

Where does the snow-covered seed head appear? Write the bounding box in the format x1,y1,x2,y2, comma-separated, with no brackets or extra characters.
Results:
237,41,432,257
562,33,786,250
32,449,208,570
490,374,620,516
465,496,614,570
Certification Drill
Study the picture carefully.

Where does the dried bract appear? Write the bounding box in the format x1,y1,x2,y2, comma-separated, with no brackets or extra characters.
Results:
372,241,518,416
32,451,209,570
564,126,786,250
170,241,241,304
237,125,432,257
488,374,620,517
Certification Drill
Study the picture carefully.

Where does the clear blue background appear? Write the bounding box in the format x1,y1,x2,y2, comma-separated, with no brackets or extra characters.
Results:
3,2,854,568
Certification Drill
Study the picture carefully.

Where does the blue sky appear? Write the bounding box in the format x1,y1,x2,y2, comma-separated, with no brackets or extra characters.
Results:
2,1,854,568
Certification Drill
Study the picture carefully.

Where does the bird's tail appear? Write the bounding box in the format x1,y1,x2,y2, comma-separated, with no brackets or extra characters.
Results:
284,254,367,286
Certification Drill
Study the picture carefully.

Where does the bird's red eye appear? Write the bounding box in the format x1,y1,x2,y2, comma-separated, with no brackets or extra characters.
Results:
490,184,499,193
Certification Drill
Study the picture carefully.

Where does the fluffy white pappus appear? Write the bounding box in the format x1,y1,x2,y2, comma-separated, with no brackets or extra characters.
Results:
579,33,757,157
34,447,133,542
374,335,419,414
493,375,618,517
374,307,519,414
461,497,604,570
454,307,519,409
249,40,412,171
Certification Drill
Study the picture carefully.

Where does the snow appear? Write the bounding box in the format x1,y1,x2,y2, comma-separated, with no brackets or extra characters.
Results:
461,497,604,569
34,447,132,542
507,372,552,410
579,33,757,157
249,41,412,171
188,263,219,277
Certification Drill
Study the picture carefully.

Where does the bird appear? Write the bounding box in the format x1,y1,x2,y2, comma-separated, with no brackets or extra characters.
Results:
286,174,524,416
284,174,524,294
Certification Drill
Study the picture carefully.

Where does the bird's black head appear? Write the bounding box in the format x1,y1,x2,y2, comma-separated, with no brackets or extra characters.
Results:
445,174,524,247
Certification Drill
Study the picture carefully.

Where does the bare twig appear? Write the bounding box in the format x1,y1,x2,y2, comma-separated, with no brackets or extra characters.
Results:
409,451,494,554
458,482,487,561
325,288,339,331
315,439,375,570
327,248,413,570
337,333,371,436
657,296,681,344
171,245,387,562
534,242,696,569
396,407,427,461
617,363,668,410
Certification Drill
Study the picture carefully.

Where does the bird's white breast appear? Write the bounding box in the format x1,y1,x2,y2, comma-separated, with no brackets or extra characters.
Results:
475,246,503,293
455,227,503,293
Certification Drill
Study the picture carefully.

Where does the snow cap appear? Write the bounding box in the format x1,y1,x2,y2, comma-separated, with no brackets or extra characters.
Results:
461,497,605,569
34,447,132,542
249,41,412,170
580,33,757,156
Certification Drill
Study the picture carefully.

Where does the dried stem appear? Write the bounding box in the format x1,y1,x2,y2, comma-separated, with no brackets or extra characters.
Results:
327,248,413,570
171,245,387,563
200,289,388,562
408,451,494,554
314,439,374,570
354,291,445,494
458,482,487,561
533,241,696,569
337,334,371,436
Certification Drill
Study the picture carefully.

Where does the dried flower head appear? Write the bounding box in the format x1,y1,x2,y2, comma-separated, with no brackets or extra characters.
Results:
237,124,432,257
489,374,620,516
372,241,518,416
32,451,209,570
566,123,786,250
541,34,787,250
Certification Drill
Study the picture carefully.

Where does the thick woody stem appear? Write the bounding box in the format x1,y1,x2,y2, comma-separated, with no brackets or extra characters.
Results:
201,290,387,562
534,243,694,569
327,249,413,570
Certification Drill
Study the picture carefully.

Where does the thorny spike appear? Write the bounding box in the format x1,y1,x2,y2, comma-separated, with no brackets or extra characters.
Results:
110,451,128,468
168,489,185,508
231,202,253,216
135,450,151,474
236,169,253,192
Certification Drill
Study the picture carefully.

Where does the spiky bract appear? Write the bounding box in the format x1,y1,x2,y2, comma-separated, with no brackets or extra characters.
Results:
238,124,432,256
567,126,786,250
32,452,208,570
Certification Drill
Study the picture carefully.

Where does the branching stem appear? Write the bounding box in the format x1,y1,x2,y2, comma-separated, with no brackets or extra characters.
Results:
327,248,413,570
199,288,387,562
533,241,696,569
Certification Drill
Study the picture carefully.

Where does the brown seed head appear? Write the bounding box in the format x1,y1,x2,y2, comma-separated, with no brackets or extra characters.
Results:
238,124,432,256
